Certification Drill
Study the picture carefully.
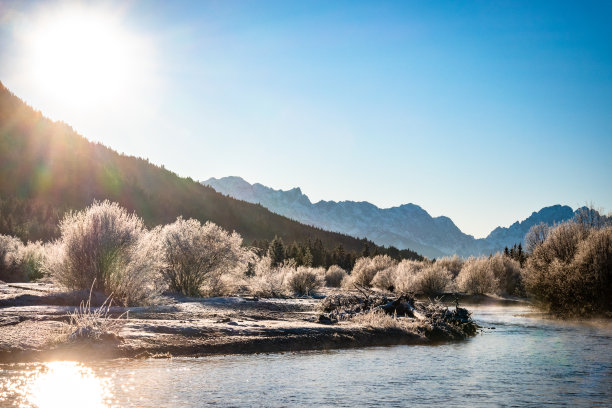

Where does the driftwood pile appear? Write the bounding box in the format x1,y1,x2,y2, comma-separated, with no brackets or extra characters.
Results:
318,289,479,341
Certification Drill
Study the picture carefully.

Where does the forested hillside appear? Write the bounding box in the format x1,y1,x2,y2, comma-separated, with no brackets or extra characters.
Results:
0,82,421,263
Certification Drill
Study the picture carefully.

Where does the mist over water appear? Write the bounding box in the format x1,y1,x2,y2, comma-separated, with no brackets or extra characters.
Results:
1,306,611,407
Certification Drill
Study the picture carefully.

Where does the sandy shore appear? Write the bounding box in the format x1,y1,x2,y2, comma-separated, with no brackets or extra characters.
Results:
0,282,484,363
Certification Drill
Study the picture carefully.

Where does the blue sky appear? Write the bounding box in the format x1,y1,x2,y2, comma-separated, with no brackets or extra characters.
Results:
1,0,611,238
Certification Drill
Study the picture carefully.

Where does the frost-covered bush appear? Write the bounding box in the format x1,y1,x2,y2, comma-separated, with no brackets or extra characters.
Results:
371,266,397,291
570,226,612,313
340,273,355,290
17,241,47,281
393,260,427,293
159,217,249,297
391,260,451,295
456,257,497,295
0,234,23,282
416,264,453,295
247,256,289,298
435,255,464,278
488,253,523,296
0,237,49,282
286,266,323,296
351,255,396,287
324,265,347,287
46,201,163,305
523,223,612,315
524,222,550,254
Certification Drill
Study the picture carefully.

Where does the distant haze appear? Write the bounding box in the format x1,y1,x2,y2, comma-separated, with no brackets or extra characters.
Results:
1,1,610,237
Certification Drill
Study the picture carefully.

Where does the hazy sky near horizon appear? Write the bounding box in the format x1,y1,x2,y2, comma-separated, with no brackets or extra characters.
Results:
1,0,611,238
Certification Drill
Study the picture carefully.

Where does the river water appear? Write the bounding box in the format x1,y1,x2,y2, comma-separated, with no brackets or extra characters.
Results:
1,305,611,407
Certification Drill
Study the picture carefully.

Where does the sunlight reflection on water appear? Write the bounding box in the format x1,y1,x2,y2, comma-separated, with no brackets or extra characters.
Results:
0,361,115,408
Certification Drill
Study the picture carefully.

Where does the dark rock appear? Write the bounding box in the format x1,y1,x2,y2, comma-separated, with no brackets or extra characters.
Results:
317,314,337,325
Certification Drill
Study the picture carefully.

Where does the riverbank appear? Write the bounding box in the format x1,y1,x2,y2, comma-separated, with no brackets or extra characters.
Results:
0,282,482,363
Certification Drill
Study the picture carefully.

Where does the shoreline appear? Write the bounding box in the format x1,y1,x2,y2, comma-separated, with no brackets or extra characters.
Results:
0,283,499,363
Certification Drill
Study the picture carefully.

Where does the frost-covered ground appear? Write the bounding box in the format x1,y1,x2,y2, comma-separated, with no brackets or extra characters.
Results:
0,282,479,362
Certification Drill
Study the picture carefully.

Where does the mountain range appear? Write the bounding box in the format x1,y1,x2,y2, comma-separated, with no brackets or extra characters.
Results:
204,176,578,258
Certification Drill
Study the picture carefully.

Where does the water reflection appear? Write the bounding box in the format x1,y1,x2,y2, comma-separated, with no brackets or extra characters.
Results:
0,306,610,407
0,361,114,408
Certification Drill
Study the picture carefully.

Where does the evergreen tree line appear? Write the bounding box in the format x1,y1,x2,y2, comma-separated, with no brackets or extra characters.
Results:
252,236,423,271
503,243,526,266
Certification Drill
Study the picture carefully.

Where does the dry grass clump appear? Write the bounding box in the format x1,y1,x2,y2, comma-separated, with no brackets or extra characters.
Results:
324,265,348,287
351,255,396,287
44,201,164,305
351,309,407,329
61,285,126,342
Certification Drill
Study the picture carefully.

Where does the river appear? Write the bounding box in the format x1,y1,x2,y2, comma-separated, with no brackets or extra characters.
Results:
1,305,611,407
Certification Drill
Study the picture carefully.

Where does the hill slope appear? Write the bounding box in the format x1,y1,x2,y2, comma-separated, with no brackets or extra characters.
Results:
0,82,420,258
205,176,578,257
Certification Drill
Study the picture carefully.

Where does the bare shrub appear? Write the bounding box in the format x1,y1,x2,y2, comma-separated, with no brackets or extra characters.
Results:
159,217,248,297
351,255,396,287
457,257,497,295
0,237,49,282
394,260,427,293
371,266,397,291
416,264,452,295
0,235,21,281
248,256,289,297
524,222,550,254
17,241,47,281
45,201,163,305
535,222,588,265
570,226,612,313
524,223,612,315
324,265,347,287
340,273,355,290
489,253,523,296
286,267,323,296
574,205,611,230
435,255,464,278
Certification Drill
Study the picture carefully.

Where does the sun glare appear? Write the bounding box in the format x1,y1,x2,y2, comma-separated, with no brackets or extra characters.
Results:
1,361,117,408
20,4,154,111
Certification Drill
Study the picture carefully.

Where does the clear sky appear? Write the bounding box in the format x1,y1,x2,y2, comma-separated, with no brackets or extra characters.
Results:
1,0,611,238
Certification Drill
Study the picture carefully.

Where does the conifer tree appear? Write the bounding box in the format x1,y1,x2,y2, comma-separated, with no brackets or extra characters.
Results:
268,236,285,267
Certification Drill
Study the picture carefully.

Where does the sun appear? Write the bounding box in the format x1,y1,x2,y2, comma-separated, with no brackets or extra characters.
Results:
21,4,153,111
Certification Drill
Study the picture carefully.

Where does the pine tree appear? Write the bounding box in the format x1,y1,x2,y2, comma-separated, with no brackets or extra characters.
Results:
268,236,285,267
301,247,313,267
